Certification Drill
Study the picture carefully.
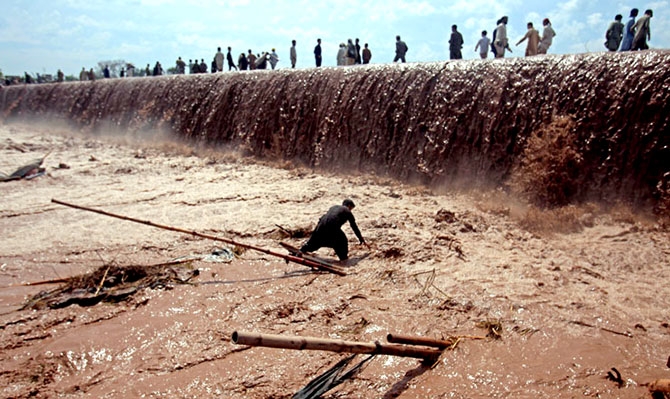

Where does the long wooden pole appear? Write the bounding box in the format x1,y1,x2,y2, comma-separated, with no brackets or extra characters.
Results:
387,333,454,349
231,331,442,362
386,334,486,349
51,199,346,276
386,333,485,349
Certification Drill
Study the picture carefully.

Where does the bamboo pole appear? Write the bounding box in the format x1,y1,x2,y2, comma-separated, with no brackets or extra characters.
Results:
51,199,346,276
231,331,442,362
386,333,485,349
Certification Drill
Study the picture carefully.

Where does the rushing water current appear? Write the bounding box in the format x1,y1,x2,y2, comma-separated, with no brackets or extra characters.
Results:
2,51,669,210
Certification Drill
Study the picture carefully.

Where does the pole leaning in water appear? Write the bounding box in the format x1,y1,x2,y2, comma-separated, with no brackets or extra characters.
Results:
51,199,346,276
231,331,442,363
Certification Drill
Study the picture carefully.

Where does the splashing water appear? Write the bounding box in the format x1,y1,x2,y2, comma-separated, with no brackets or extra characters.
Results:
1,51,668,211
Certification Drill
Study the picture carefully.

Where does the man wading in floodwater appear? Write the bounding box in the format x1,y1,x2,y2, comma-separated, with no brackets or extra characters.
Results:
300,199,367,261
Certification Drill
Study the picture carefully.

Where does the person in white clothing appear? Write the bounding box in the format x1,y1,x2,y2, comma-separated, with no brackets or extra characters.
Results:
336,43,347,66
494,16,509,58
538,18,556,54
214,47,224,72
269,48,279,69
474,30,491,59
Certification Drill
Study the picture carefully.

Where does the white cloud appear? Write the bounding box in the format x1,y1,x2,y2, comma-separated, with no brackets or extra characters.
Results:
647,1,668,10
587,12,604,26
559,0,580,13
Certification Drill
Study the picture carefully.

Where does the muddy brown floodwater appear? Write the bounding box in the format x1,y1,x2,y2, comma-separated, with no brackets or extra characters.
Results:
1,122,669,398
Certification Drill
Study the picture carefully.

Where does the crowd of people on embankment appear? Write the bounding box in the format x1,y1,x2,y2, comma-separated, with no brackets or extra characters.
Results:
1,7,656,86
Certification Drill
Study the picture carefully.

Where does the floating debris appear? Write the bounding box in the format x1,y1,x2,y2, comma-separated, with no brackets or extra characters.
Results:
172,247,235,263
23,262,198,310
476,319,503,339
0,152,49,182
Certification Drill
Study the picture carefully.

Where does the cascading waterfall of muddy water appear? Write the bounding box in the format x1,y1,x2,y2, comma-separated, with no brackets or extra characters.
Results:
1,51,668,210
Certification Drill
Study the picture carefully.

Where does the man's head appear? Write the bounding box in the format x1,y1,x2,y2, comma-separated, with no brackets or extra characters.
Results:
527,22,533,28
343,199,355,210
615,14,623,21
645,9,653,17
452,25,457,31
630,8,639,17
482,30,487,36
396,35,401,41
543,18,550,26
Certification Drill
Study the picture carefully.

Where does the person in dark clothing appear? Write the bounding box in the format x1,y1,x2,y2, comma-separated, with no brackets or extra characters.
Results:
314,38,322,67
227,47,238,71
394,35,408,63
355,38,362,64
449,25,464,59
362,43,372,64
255,52,268,69
238,53,249,70
300,199,366,261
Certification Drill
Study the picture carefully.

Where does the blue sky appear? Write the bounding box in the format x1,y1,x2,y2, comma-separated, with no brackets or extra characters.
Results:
1,0,668,76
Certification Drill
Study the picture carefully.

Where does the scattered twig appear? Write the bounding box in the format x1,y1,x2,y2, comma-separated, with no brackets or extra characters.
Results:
571,265,604,279
94,266,110,296
569,320,633,338
512,326,541,337
274,224,292,237
412,269,450,299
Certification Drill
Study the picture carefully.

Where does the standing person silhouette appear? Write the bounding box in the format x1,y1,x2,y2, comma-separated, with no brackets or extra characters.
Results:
227,47,238,71
631,9,653,51
494,16,509,58
605,15,624,51
314,38,322,67
394,35,408,63
449,25,464,59
538,18,556,54
362,43,372,64
269,48,279,69
290,40,297,68
214,47,224,72
619,8,639,51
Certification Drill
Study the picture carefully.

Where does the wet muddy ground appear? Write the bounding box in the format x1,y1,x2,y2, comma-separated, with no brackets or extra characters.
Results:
1,122,669,398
